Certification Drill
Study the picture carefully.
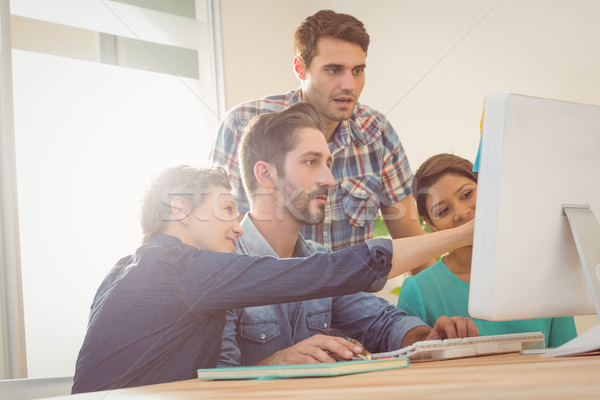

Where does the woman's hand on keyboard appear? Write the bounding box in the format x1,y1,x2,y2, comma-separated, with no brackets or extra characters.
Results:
428,316,479,341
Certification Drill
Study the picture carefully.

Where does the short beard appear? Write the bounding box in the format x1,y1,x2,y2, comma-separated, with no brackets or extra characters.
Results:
278,178,327,225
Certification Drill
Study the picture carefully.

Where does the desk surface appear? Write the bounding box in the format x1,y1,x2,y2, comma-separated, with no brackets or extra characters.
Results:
53,352,600,400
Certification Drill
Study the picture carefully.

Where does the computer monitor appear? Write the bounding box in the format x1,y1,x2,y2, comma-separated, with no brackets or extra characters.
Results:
469,93,600,327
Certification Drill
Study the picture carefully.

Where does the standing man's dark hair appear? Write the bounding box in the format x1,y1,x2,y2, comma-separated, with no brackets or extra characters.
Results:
294,9,370,69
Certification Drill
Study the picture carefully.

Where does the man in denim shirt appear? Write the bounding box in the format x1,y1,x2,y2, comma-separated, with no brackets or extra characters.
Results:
219,103,478,366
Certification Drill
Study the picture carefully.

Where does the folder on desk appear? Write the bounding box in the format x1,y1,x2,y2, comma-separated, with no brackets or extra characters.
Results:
197,358,409,380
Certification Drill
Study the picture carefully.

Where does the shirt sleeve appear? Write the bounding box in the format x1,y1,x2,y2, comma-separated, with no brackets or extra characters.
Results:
378,118,414,207
396,277,428,324
173,239,394,312
209,109,251,213
331,292,427,353
218,309,243,368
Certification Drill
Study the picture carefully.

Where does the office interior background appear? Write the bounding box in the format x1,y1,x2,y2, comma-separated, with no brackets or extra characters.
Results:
1,0,599,379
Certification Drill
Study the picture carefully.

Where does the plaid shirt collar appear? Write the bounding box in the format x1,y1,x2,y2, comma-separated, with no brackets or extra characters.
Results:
288,87,381,155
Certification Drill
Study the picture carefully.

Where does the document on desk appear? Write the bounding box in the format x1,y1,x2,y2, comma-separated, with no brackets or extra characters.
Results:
197,358,409,380
541,323,600,357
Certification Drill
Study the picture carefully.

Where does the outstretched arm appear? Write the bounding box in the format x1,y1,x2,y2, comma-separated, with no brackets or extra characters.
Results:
388,219,474,279
381,195,435,276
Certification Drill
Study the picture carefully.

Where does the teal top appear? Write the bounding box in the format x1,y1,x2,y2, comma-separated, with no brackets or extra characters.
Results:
397,258,577,348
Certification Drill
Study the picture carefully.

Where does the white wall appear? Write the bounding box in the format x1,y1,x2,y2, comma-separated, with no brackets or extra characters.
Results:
220,0,600,169
219,0,304,107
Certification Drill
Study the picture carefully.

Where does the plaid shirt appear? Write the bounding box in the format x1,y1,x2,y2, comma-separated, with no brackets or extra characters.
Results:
209,88,413,250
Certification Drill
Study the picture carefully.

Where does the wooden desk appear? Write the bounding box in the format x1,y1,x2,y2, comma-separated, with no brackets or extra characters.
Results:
51,353,600,399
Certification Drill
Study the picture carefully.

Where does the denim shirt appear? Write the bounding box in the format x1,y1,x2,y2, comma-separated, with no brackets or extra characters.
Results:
218,217,426,367
72,234,393,393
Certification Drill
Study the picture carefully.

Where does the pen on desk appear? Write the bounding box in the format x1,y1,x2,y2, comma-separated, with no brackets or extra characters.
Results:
325,328,372,360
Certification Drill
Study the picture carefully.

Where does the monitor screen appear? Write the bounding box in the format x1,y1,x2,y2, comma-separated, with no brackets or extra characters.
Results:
469,93,600,321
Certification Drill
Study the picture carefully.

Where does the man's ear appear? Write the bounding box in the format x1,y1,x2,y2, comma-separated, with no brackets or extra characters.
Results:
254,161,278,190
293,56,306,80
170,196,192,225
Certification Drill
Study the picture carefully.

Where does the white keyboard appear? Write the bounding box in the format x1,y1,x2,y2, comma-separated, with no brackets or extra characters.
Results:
371,332,545,362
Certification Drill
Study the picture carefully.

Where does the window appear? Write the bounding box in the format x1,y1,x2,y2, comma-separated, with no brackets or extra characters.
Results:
2,0,223,378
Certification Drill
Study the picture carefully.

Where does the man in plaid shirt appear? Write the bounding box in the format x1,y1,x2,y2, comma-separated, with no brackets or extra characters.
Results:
210,10,431,275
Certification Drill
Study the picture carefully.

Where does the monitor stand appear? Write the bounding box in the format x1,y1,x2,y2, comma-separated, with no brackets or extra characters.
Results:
541,205,600,357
